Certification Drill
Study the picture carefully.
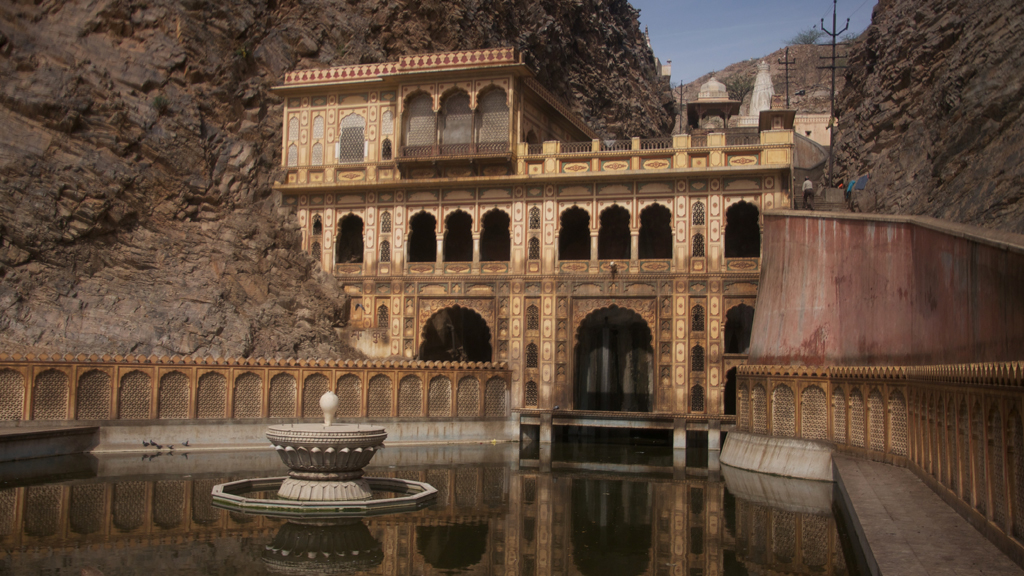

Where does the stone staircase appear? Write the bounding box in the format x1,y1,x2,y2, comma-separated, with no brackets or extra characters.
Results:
800,187,850,213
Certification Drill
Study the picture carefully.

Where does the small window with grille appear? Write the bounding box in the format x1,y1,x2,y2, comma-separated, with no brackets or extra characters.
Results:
381,110,394,135
380,240,391,263
288,117,299,141
377,305,389,328
287,144,297,167
312,215,322,236
529,237,540,260
691,345,705,372
311,241,321,262
692,233,705,257
380,211,392,234
693,202,706,226
525,381,538,407
476,89,509,149
381,137,392,160
311,142,323,165
691,305,705,332
313,116,324,139
526,305,539,331
405,94,436,147
442,92,472,145
529,206,541,230
526,343,538,368
691,384,705,412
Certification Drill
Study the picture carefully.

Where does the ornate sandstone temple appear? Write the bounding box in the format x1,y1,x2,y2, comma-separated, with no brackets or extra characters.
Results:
272,47,795,444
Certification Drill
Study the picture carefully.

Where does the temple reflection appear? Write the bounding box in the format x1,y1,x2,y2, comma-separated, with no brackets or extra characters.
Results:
0,458,851,575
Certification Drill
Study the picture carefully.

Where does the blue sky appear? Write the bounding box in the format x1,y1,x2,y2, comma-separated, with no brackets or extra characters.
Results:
629,0,876,84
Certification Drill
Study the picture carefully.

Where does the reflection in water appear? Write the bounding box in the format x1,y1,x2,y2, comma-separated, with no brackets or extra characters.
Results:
264,520,384,574
417,524,489,571
571,479,651,576
0,449,855,576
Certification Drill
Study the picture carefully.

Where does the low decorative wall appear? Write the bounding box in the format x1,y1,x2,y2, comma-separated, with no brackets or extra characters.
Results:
0,352,511,429
736,361,1024,561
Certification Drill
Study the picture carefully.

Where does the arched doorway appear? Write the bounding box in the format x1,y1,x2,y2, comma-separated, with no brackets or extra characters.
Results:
597,205,630,260
559,207,590,260
443,210,472,262
638,204,672,259
480,209,510,261
335,214,363,263
724,201,760,258
724,304,755,354
408,211,436,263
574,306,653,412
420,306,492,362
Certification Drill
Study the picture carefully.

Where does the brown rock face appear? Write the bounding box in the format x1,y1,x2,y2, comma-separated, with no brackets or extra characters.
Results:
834,0,1024,233
0,0,672,358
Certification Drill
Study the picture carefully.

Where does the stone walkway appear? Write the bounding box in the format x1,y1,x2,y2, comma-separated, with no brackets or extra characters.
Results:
834,456,1024,576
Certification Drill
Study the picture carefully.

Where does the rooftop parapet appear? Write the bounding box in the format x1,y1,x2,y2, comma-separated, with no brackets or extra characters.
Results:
282,48,519,87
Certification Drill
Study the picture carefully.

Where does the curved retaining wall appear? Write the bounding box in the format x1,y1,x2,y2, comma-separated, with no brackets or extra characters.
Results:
749,211,1024,366
720,431,833,481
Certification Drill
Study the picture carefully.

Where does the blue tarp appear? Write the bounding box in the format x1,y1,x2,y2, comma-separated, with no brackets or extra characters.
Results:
855,174,870,190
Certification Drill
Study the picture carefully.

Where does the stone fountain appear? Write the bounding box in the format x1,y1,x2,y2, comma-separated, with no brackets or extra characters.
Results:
212,391,436,518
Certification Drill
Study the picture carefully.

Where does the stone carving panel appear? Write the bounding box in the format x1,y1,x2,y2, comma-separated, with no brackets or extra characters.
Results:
0,369,24,421
771,384,795,437
868,389,885,452
196,372,226,419
269,373,297,418
485,377,507,417
367,375,392,417
833,388,847,443
457,376,480,417
398,375,422,417
33,369,69,420
801,386,827,441
428,376,452,417
337,373,361,417
158,371,189,419
233,372,262,418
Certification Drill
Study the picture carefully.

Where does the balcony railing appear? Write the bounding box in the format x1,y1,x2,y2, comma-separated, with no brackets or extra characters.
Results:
690,134,709,147
560,142,592,154
725,133,761,146
600,140,632,152
399,142,510,158
526,144,544,156
640,137,673,150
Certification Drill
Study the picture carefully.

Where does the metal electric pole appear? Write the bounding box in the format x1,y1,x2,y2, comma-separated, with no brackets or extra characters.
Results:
778,47,796,108
676,81,686,134
818,0,848,188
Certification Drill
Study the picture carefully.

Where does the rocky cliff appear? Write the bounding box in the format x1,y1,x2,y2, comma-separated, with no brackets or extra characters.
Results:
0,0,673,358
834,0,1024,233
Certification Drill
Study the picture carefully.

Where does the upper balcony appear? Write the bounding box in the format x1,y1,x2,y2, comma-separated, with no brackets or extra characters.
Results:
275,130,794,190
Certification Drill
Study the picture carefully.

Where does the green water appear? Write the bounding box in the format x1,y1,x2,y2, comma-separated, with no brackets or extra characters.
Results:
0,443,857,575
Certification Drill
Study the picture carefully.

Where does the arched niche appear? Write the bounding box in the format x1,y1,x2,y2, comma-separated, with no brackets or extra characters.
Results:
420,305,492,362
559,206,591,261
724,303,755,354
724,200,761,258
574,306,653,412
638,203,672,259
480,209,510,262
597,204,630,260
335,213,364,263
408,211,437,263
443,210,473,262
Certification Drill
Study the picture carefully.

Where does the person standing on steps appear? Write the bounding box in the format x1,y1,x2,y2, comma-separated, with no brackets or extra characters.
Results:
802,177,814,210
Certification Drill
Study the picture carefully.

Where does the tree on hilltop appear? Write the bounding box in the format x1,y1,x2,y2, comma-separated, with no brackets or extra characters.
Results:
724,75,755,105
787,27,824,45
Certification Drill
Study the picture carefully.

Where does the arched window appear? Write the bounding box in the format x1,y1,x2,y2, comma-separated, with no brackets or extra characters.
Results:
692,233,705,257
380,211,391,233
312,215,322,236
404,93,436,149
288,117,299,141
558,207,590,260
408,212,437,263
725,201,761,258
480,210,510,262
378,305,389,328
529,207,541,230
691,384,705,412
441,92,472,148
691,304,705,332
379,240,391,263
443,210,473,262
526,343,538,368
639,204,672,259
287,144,297,167
476,89,509,151
311,142,323,165
526,305,539,331
597,204,630,260
381,137,392,160
335,214,364,263
312,116,324,139
381,110,394,135
525,130,539,145
529,237,540,260
691,345,705,372
338,114,365,163
692,201,706,226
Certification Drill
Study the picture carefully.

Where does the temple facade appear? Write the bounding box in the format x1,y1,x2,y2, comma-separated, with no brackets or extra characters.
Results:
272,47,796,438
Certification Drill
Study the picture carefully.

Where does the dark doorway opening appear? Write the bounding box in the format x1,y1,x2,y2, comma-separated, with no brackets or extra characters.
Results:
419,306,492,362
480,209,510,261
408,211,436,263
443,210,472,262
638,204,672,259
724,367,737,415
724,304,755,354
559,207,590,260
724,201,761,258
598,205,631,260
574,307,653,412
335,214,364,263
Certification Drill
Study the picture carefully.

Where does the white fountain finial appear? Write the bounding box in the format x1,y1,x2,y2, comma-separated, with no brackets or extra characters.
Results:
320,390,340,426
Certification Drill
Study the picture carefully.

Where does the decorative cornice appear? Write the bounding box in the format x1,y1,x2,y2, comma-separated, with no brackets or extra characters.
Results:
738,361,1024,387
0,352,508,371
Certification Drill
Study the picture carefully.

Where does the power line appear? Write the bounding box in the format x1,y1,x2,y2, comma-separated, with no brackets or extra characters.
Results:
818,0,849,188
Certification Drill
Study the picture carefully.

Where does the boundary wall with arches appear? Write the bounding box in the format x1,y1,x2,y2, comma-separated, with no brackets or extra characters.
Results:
736,359,1024,563
0,353,512,449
